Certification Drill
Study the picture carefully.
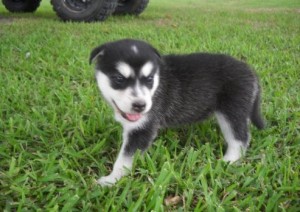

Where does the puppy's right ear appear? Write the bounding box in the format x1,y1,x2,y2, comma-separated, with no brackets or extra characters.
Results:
89,45,105,65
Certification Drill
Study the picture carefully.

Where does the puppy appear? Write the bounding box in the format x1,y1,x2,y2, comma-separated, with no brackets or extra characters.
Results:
89,39,265,186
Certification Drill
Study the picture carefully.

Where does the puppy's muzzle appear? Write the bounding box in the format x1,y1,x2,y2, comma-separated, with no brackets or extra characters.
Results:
132,101,146,113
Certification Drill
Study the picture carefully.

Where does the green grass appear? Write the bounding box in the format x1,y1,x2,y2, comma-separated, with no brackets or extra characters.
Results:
0,0,299,211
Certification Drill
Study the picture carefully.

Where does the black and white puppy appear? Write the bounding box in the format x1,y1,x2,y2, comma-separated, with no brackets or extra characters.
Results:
90,39,265,186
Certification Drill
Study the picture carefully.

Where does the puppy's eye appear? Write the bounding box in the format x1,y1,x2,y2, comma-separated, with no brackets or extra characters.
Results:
146,76,154,83
113,75,126,85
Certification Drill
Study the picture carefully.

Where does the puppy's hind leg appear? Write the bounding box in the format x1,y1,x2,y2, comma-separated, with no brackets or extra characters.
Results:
98,124,158,186
215,112,250,163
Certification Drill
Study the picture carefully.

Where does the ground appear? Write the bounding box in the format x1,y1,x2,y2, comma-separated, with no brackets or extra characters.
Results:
0,0,299,211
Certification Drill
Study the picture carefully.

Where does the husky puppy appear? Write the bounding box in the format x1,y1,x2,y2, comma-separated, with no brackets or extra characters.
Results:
90,39,265,186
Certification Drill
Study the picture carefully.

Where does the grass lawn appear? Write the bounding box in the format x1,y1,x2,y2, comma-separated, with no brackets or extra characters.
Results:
0,0,299,211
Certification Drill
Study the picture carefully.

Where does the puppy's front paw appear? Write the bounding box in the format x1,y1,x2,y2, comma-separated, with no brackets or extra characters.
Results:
223,154,240,164
97,175,118,187
223,144,245,164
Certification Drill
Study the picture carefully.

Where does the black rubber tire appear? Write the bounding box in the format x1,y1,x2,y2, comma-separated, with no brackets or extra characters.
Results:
114,0,149,15
2,0,41,13
50,0,118,22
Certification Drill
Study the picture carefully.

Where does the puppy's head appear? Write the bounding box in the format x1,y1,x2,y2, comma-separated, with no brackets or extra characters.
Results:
90,39,161,123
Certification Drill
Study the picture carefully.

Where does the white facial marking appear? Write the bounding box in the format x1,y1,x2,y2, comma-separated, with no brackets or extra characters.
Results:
95,66,159,125
151,70,159,96
131,45,138,54
116,62,134,78
96,71,131,113
215,112,247,163
140,62,154,77
96,70,148,125
95,70,112,103
133,81,145,96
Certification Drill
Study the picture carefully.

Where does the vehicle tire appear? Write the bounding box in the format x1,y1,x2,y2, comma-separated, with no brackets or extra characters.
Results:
114,0,149,15
2,0,41,13
50,0,118,22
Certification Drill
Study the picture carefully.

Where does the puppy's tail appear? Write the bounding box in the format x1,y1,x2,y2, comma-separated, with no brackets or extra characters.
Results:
251,88,266,130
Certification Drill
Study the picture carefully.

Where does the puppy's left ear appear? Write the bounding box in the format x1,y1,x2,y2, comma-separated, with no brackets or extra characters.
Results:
89,45,105,65
151,46,161,60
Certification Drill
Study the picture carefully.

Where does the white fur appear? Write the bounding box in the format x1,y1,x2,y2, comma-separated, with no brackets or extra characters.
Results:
96,71,137,114
133,80,154,114
150,69,159,96
215,112,246,163
95,68,159,123
133,81,145,97
98,128,133,186
97,117,151,186
140,62,153,77
116,62,134,78
131,45,138,54
252,81,258,104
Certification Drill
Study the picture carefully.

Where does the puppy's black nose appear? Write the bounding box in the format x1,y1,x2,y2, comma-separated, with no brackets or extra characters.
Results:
132,101,146,113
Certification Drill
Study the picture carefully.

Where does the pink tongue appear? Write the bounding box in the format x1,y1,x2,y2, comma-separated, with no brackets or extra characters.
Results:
125,113,142,122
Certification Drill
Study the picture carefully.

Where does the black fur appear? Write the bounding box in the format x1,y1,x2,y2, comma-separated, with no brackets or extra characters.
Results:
124,123,159,156
91,39,265,158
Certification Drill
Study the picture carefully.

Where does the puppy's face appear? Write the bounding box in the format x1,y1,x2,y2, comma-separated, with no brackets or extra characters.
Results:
90,39,161,123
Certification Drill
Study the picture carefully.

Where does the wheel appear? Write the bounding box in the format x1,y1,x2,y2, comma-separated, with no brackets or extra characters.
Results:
2,0,41,12
50,0,118,22
114,0,149,15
